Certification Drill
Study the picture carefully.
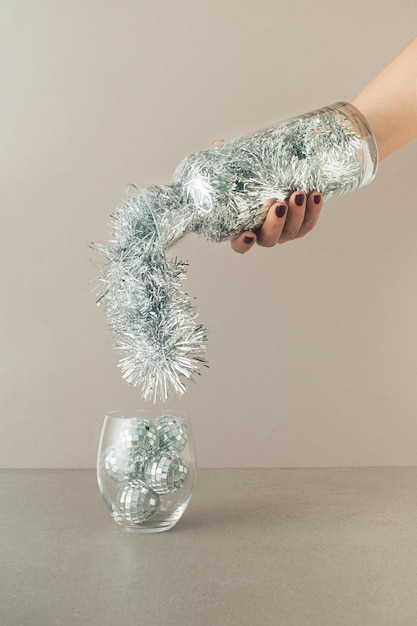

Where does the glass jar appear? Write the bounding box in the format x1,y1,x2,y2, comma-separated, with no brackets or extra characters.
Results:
175,101,379,241
97,409,196,533
291,102,379,199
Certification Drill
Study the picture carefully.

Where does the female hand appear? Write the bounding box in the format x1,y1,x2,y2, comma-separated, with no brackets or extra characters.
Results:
231,191,324,253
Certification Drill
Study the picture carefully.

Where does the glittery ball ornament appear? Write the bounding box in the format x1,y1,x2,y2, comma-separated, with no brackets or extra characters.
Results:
95,102,378,401
156,415,188,452
118,418,158,459
144,450,189,495
101,445,142,482
117,480,160,524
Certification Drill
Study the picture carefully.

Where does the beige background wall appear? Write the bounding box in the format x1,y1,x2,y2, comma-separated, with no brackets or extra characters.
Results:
2,1,417,468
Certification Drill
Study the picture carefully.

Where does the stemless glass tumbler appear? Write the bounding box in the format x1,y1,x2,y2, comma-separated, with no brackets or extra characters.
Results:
97,410,196,532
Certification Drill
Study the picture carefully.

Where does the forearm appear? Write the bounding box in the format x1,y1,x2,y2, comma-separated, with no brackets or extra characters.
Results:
352,37,417,161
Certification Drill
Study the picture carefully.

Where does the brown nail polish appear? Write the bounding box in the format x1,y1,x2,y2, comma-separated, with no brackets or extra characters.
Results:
276,204,286,218
295,193,305,207
244,236,254,244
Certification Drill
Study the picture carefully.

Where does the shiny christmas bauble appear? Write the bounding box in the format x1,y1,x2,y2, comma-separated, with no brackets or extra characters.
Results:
156,415,188,452
117,480,160,524
118,418,158,459
101,445,143,482
144,450,189,495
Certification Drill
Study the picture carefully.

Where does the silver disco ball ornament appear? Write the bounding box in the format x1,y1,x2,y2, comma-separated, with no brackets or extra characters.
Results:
118,418,158,459
144,450,189,495
101,445,143,482
156,415,188,452
117,480,160,524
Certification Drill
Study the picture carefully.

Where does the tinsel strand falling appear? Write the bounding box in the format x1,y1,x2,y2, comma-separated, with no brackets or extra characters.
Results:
94,103,377,401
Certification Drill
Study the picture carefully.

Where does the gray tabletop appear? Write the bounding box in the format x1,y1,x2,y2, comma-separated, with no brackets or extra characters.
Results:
2,468,417,625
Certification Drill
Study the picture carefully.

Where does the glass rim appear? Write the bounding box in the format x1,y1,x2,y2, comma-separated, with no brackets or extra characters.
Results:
105,409,188,420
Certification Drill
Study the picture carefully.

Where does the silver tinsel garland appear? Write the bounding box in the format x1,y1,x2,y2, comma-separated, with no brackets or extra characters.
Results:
95,103,378,400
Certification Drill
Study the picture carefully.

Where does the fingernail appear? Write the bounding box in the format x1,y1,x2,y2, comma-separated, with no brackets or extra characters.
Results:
295,193,305,207
313,193,321,205
244,236,254,245
276,204,286,218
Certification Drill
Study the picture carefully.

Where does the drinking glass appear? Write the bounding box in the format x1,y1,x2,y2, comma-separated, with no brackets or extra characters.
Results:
97,409,196,533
